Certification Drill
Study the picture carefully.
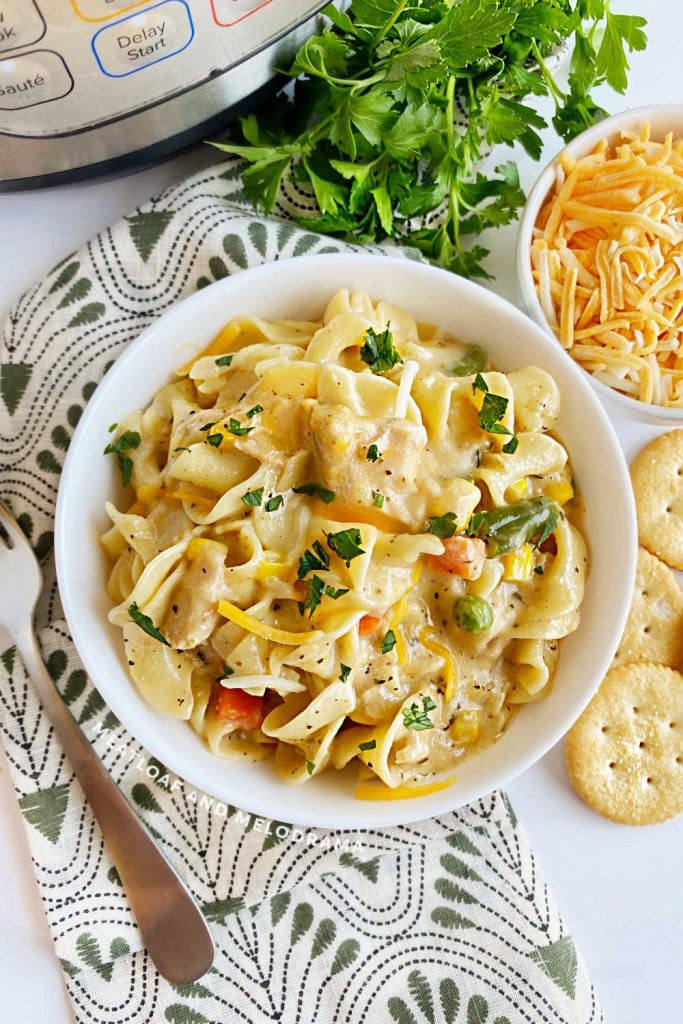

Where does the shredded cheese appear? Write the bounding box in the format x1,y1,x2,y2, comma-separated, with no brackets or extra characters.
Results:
532,121,683,407
419,624,457,703
216,599,322,645
355,775,456,800
388,562,424,664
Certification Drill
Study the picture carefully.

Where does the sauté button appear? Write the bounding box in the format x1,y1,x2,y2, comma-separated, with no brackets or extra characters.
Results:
91,0,193,77
210,0,274,28
0,49,73,110
0,0,46,54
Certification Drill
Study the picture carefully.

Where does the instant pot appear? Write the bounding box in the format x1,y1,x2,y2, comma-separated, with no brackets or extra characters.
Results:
0,0,329,190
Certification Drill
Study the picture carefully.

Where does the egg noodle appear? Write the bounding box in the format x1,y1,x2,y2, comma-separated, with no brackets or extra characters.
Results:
101,289,587,796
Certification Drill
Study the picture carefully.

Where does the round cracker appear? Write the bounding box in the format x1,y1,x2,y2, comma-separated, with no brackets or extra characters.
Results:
566,664,683,825
631,429,683,570
613,547,683,670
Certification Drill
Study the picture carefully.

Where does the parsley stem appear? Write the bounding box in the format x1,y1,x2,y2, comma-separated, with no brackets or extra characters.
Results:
372,0,409,47
530,40,566,105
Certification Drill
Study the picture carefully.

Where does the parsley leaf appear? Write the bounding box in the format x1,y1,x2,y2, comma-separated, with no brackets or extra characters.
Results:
104,430,141,487
246,405,264,419
339,664,351,683
381,629,397,654
402,696,437,731
359,325,403,374
298,540,330,579
306,760,316,776
292,483,336,504
128,601,169,646
199,422,215,433
366,444,382,462
327,528,365,566
221,663,234,677
372,490,384,508
210,0,645,280
241,487,264,507
472,373,488,395
451,344,487,377
215,355,233,367
226,418,253,437
299,575,326,617
478,392,510,432
428,513,458,539
265,495,284,512
503,435,519,455
206,432,224,447
359,739,377,751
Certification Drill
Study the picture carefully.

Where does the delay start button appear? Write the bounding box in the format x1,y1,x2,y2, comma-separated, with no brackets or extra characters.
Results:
0,49,73,110
0,0,46,54
91,0,193,78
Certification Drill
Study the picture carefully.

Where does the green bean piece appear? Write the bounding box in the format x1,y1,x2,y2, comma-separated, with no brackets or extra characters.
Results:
451,343,487,377
469,496,559,556
453,595,493,634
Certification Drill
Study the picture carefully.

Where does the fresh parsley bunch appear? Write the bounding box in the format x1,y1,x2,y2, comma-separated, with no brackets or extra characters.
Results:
212,0,646,278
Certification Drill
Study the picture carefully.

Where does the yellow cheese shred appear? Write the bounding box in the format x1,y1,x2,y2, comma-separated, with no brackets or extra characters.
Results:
419,625,457,703
388,562,424,665
216,599,322,646
355,775,456,801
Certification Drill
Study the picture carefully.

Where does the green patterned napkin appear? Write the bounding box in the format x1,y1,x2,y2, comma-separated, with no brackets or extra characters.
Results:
0,160,602,1024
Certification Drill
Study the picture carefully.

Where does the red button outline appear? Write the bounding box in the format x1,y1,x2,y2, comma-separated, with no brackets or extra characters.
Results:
210,0,274,28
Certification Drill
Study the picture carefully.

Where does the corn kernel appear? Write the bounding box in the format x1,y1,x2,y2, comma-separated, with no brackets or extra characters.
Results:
450,710,480,745
186,537,227,561
255,560,291,580
504,478,529,503
546,480,574,505
501,543,534,582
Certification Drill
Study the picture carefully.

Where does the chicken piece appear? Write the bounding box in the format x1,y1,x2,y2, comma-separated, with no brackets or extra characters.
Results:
307,405,427,522
163,540,226,649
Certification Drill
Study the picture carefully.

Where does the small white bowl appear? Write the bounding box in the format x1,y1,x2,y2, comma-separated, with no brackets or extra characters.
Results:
55,253,636,828
517,104,683,426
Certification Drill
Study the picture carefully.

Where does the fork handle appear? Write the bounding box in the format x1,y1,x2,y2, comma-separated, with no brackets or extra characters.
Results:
14,624,215,985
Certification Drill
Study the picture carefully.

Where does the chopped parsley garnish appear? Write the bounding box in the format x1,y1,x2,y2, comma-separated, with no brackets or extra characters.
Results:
226,417,254,436
359,739,377,751
174,446,191,453
327,528,364,566
359,325,403,374
381,629,397,654
199,421,215,432
366,444,382,462
402,696,437,731
339,664,351,683
299,575,349,617
292,482,336,504
297,540,330,579
104,430,141,487
372,490,384,509
215,355,233,367
428,513,458,539
534,565,544,575
241,487,264,507
107,422,117,433
306,760,315,776
265,495,284,512
128,601,169,646
246,405,264,419
221,663,234,677
465,511,486,537
472,372,518,447
206,433,224,447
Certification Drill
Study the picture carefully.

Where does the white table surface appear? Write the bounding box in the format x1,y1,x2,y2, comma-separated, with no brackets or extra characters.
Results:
1,6,682,1021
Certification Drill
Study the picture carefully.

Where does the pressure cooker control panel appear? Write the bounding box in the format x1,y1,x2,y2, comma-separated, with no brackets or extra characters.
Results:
0,0,317,137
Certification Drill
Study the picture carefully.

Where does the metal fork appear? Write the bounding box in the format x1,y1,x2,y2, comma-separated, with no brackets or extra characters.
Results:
0,498,214,984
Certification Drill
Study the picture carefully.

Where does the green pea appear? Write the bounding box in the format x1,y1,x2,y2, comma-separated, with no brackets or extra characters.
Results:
451,343,487,377
452,595,493,635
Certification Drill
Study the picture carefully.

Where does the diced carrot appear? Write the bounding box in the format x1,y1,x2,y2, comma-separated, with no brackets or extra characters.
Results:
427,535,486,580
359,614,383,636
212,686,264,730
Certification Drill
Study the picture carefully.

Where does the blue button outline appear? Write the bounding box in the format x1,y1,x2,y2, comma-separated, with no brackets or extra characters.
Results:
90,0,194,79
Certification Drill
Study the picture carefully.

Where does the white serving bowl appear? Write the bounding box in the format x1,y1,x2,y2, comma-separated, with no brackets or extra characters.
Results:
516,104,683,426
55,253,636,828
